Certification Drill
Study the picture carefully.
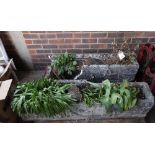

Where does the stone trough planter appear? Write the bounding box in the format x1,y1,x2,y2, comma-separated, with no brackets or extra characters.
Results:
45,53,139,82
21,80,154,123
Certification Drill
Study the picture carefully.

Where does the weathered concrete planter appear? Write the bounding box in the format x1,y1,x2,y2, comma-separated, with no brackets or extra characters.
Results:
46,53,139,82
75,64,139,82
21,80,154,123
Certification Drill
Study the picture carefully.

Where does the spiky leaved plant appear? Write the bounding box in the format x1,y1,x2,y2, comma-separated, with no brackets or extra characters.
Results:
11,78,75,117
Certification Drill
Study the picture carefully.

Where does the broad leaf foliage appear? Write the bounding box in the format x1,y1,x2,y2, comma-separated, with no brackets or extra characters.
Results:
82,80,139,112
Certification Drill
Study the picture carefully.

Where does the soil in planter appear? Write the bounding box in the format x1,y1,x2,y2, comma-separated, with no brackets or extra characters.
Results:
137,86,145,99
82,53,137,65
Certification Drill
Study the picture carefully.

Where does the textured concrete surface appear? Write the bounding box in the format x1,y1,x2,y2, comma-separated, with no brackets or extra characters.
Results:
74,53,139,82
75,64,139,82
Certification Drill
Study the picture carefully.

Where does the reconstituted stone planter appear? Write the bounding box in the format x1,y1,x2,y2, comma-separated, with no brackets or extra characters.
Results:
21,80,154,123
45,53,139,82
75,64,139,82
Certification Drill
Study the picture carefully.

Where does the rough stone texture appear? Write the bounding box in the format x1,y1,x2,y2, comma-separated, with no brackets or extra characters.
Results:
21,81,154,123
75,64,139,82
47,53,139,82
78,54,139,82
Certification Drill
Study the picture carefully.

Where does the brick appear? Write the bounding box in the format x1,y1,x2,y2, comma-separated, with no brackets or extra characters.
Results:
98,38,114,43
25,40,32,44
49,39,64,44
27,45,42,49
149,38,155,42
132,38,148,43
74,44,89,48
73,33,90,38
91,32,107,38
29,49,37,55
124,32,135,37
38,58,50,63
144,32,155,37
33,40,48,44
90,44,107,49
59,44,73,48
51,49,63,53
108,32,124,38
37,50,52,53
135,32,145,37
82,39,97,43
31,54,46,59
43,45,57,48
67,49,83,53
83,49,98,53
65,39,81,43
117,32,124,37
57,33,73,38
107,32,117,38
23,34,39,39
40,34,56,38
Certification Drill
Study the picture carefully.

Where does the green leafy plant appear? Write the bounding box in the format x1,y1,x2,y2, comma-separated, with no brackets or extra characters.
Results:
51,52,77,78
82,79,139,112
11,78,75,117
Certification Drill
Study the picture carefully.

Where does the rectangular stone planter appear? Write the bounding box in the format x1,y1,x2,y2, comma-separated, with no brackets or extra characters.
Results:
21,80,154,123
75,64,139,82
46,53,139,82
74,53,139,82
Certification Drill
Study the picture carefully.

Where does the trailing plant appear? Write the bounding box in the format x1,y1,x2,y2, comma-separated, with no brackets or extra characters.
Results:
11,78,75,117
82,79,139,112
51,52,77,78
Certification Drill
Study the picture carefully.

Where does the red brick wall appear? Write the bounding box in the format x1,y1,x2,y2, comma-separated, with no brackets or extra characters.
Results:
22,31,155,70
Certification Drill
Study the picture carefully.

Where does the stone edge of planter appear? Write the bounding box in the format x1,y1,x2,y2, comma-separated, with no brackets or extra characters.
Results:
74,63,139,82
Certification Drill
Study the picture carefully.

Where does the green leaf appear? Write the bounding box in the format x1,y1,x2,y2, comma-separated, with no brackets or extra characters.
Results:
121,80,129,88
11,78,75,117
111,93,123,105
73,61,77,65
51,52,77,78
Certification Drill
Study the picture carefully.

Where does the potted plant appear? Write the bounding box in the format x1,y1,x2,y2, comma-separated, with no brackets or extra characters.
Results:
74,39,139,82
45,39,139,82
11,78,76,117
12,79,154,123
45,52,81,80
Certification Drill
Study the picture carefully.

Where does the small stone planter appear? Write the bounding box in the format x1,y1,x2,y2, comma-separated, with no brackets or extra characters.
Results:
45,53,139,82
21,80,154,123
75,64,139,82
